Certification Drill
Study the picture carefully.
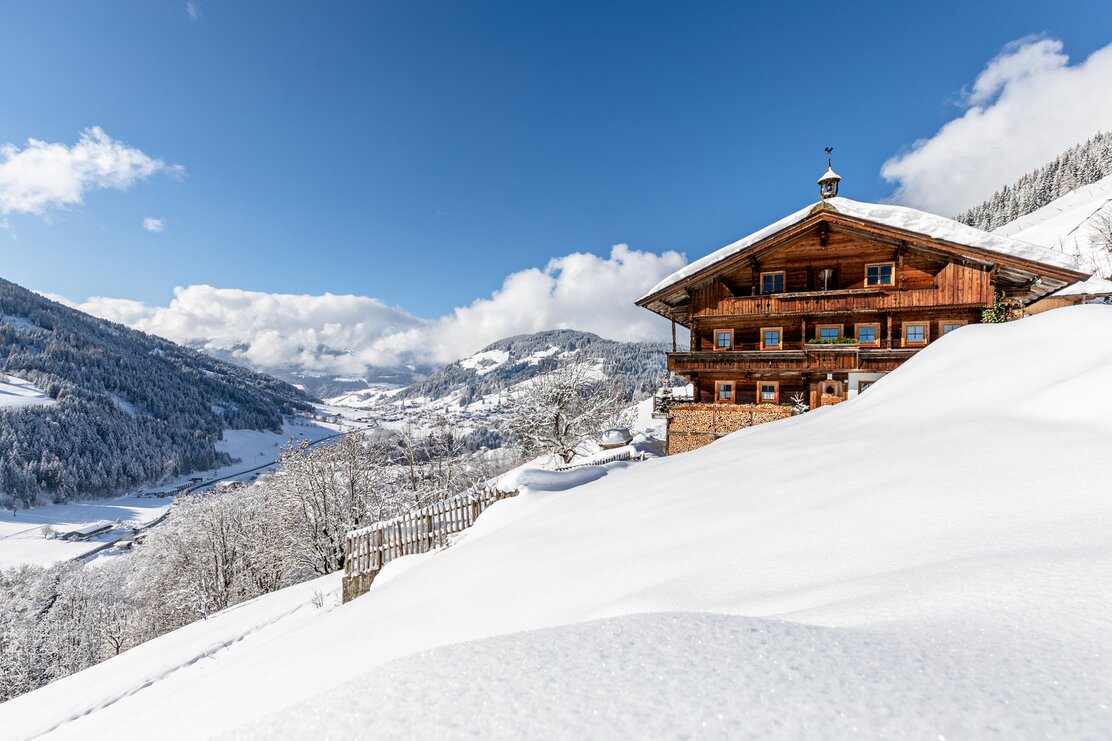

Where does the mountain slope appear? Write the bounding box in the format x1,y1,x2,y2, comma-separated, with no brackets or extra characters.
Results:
993,172,1112,278
6,305,1112,738
394,329,672,405
956,130,1112,230
0,278,315,505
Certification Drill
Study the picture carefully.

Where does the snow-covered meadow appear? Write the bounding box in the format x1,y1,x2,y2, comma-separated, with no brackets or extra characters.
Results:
4,306,1112,738
0,373,54,411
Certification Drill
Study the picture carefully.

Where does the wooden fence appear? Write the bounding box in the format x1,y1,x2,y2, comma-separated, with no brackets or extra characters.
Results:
342,485,518,602
553,448,646,471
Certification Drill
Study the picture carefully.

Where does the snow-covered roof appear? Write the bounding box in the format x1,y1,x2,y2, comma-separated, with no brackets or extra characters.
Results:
818,167,841,183
1052,275,1112,297
640,197,1084,300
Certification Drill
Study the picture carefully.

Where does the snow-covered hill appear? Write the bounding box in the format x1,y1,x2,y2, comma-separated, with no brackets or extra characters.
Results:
994,172,1112,277
393,329,670,405
5,306,1112,738
0,277,316,507
957,130,1112,231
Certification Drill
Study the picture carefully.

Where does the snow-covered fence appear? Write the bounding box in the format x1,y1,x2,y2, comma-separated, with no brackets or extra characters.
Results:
342,485,518,602
553,449,646,472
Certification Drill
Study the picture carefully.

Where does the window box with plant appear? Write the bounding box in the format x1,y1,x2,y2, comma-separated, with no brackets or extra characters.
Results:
806,336,859,345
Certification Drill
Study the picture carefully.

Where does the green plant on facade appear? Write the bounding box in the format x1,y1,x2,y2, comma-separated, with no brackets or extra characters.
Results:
806,336,858,345
981,291,1024,323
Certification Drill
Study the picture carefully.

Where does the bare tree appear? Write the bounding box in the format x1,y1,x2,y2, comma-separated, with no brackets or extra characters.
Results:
507,355,628,464
1090,206,1112,258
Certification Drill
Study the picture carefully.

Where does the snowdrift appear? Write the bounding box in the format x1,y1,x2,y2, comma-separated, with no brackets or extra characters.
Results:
5,306,1112,739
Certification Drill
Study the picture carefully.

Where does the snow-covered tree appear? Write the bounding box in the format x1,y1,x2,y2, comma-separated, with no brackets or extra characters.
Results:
507,355,628,464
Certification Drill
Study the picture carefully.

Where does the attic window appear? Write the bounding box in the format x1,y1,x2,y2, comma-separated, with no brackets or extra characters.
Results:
760,271,785,294
866,263,894,286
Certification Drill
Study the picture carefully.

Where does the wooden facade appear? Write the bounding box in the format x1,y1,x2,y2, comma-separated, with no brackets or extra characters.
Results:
637,201,1089,452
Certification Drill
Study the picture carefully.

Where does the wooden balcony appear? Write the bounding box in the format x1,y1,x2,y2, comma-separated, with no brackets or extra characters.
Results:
668,346,918,375
692,285,987,319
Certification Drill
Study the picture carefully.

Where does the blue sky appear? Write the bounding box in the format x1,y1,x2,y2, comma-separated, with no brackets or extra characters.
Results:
1,1,1111,369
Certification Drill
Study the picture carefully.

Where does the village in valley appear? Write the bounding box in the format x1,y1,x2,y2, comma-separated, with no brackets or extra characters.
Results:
2,3,1112,739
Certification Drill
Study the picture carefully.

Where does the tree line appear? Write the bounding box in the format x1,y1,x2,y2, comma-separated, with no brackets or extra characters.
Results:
0,278,315,508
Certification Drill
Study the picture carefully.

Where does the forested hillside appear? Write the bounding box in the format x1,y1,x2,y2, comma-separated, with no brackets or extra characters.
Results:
0,278,315,507
956,131,1112,230
395,329,674,405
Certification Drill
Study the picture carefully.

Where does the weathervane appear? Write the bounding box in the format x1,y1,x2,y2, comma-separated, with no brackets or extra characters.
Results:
818,147,841,200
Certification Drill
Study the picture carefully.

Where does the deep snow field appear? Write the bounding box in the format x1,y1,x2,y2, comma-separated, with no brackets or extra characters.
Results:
4,305,1112,739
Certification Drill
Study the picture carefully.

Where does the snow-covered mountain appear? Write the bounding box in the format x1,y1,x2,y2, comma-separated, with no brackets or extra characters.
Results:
956,130,1112,231
394,329,672,405
993,172,1112,278
7,305,1112,738
0,277,315,506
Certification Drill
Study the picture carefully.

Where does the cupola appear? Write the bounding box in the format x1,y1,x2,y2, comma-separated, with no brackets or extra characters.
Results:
817,147,841,200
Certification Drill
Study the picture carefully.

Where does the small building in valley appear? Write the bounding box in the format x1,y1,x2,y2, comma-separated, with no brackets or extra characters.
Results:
637,165,1090,455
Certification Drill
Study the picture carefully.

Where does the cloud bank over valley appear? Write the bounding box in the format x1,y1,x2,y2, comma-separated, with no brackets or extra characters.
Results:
52,244,686,376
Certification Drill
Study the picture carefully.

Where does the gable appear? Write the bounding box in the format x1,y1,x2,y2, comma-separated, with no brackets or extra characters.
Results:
637,199,1090,322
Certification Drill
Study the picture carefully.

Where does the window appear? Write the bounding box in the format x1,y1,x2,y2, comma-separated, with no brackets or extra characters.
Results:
760,271,785,294
715,381,735,403
816,324,843,341
940,320,966,335
903,321,929,346
757,381,779,404
866,263,894,286
715,330,733,350
855,322,881,348
761,327,783,350
859,381,874,393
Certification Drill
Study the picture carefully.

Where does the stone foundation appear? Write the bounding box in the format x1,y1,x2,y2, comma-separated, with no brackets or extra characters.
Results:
666,403,792,455
341,572,378,603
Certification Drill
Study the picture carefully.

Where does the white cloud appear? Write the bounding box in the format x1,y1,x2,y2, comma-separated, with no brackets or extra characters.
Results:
0,127,177,217
143,217,165,233
364,244,686,366
881,38,1112,216
62,245,686,374
185,2,200,21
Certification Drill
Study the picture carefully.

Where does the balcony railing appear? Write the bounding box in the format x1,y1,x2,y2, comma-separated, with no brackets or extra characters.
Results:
667,347,917,374
696,286,960,318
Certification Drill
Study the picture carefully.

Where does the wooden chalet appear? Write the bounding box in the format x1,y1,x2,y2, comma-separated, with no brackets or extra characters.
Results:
637,164,1090,454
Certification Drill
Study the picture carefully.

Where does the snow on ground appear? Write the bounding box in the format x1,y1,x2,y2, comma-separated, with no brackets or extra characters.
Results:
6,305,1112,739
522,345,561,365
0,314,47,335
995,172,1112,277
0,496,172,568
0,373,55,410
322,384,402,410
458,348,510,375
215,418,337,469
